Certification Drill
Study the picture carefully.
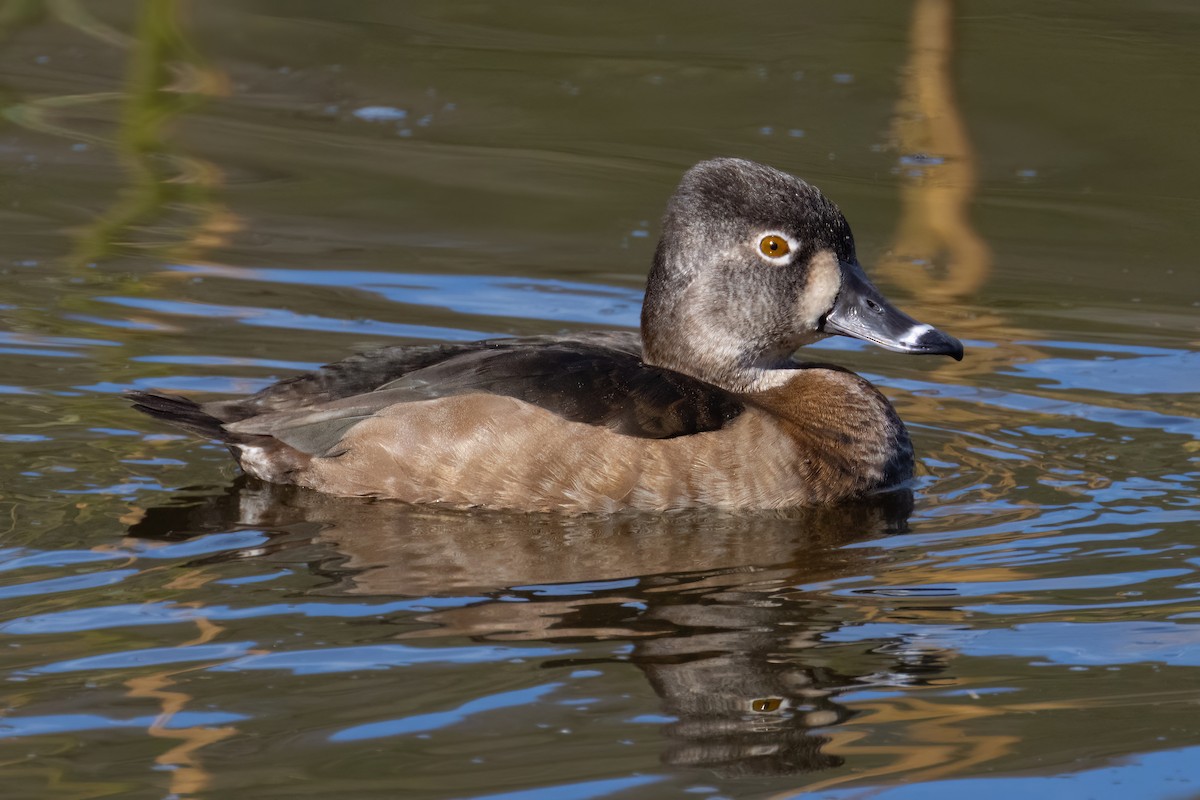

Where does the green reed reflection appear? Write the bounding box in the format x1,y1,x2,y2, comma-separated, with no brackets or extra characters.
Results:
71,0,233,266
0,0,231,267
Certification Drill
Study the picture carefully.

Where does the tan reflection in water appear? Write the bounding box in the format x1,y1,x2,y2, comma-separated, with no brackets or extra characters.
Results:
792,682,1200,795
123,614,233,797
789,694,1019,793
872,0,1047,392
116,565,248,798
878,0,988,301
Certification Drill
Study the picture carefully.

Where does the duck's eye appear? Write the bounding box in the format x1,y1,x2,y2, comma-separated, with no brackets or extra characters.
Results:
758,235,791,258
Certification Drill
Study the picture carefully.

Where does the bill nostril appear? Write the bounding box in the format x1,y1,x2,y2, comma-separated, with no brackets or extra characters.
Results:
866,298,882,313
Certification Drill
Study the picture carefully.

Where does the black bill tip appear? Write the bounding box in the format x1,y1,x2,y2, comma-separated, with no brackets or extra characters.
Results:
901,324,964,361
820,261,965,362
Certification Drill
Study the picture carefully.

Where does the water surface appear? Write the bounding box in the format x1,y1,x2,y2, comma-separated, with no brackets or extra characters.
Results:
0,2,1198,798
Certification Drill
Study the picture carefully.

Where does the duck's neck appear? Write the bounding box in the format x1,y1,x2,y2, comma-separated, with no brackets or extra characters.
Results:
640,276,803,394
642,328,799,393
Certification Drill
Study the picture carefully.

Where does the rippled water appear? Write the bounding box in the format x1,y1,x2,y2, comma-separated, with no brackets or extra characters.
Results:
1,2,1199,798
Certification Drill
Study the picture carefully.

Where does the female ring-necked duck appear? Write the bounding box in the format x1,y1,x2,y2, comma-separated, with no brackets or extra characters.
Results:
130,158,963,513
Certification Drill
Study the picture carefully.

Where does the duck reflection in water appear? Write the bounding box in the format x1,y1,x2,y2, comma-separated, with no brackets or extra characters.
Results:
130,479,929,777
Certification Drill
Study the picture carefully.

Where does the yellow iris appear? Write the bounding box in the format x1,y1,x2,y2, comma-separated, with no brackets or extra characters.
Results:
759,235,790,258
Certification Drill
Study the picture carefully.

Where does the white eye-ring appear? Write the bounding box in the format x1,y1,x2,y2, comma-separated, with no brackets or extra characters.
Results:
755,231,799,264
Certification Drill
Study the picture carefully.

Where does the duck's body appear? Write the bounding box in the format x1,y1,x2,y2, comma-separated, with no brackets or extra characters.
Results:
130,159,962,514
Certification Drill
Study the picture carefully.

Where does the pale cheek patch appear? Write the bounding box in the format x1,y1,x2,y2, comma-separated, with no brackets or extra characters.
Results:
796,251,842,328
899,323,933,348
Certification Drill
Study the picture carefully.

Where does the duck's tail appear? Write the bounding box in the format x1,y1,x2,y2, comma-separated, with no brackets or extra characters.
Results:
126,391,313,484
125,390,238,443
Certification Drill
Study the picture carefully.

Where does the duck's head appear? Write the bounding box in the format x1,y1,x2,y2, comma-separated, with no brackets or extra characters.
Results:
641,158,963,392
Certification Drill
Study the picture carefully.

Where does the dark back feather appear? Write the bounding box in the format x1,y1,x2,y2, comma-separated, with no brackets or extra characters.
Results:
377,342,744,439
139,332,743,453
205,332,646,421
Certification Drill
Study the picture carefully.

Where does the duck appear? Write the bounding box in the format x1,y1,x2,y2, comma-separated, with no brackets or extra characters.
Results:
129,158,963,514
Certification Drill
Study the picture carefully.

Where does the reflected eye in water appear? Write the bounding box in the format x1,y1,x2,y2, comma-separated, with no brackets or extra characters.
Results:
751,697,784,713
758,234,792,259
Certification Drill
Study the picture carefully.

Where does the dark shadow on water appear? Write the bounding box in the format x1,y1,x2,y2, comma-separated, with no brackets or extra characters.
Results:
129,478,925,777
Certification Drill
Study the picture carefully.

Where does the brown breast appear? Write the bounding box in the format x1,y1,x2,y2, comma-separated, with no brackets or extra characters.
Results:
743,365,914,504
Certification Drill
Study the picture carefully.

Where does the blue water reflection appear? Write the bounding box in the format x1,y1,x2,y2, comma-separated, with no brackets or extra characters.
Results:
812,744,1200,800
170,264,644,327
823,621,1200,666
332,683,562,740
215,645,571,675
1007,341,1200,395
3,596,490,634
0,712,249,738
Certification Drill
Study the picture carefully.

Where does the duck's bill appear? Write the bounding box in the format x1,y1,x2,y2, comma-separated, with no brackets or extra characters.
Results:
820,261,964,360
